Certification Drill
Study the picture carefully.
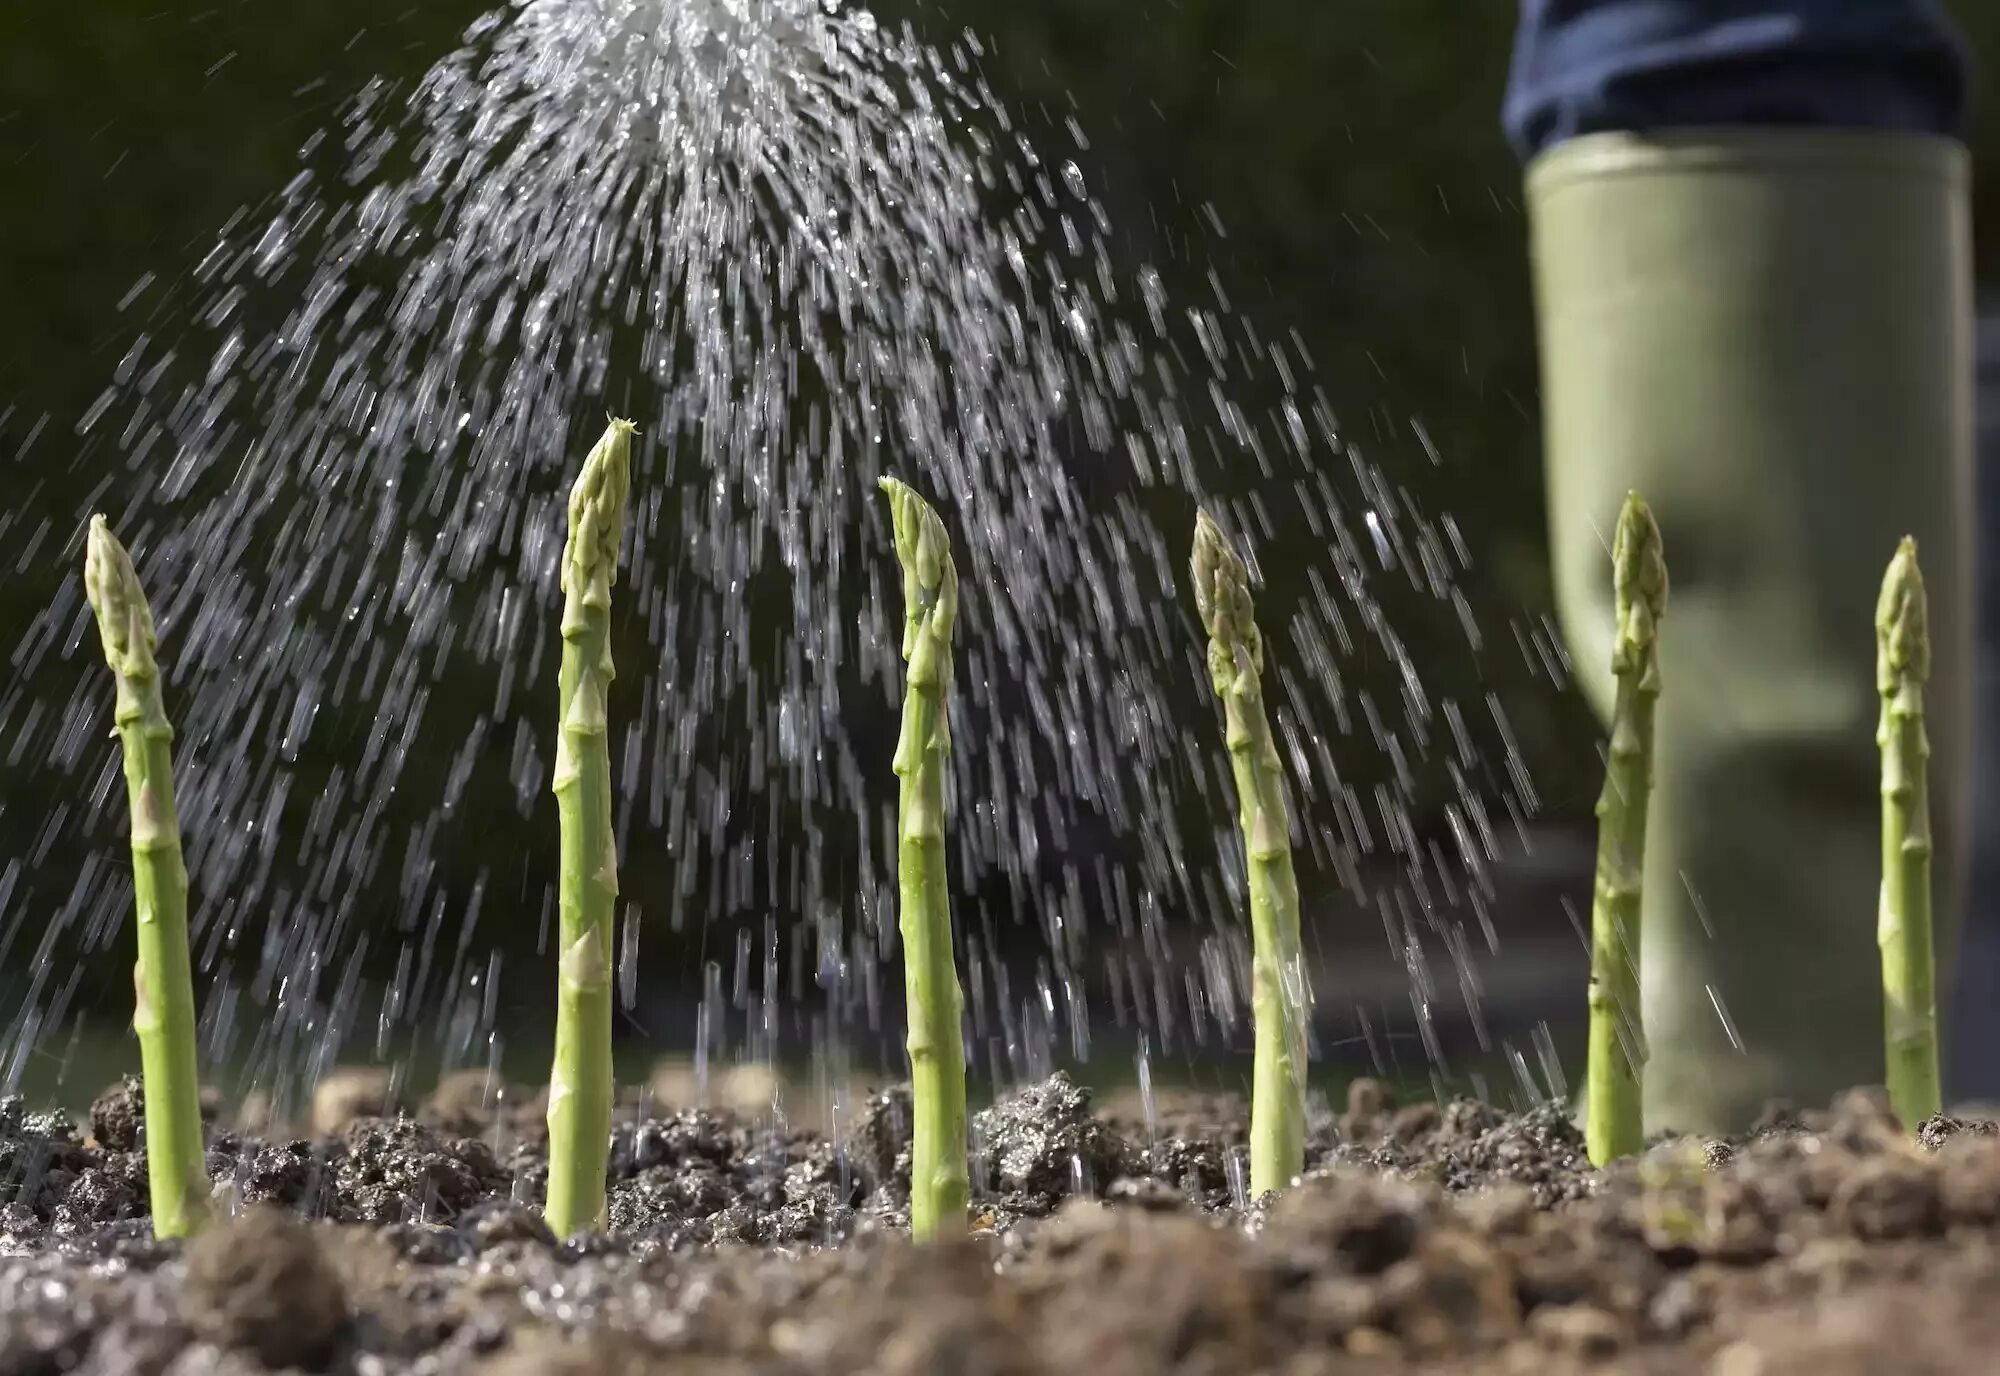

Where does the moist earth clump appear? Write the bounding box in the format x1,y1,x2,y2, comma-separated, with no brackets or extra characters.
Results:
0,1075,1997,1373
181,1207,349,1367
88,1077,145,1152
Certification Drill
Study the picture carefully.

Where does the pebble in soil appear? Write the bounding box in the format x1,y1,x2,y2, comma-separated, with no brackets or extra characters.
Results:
3,1075,2000,1374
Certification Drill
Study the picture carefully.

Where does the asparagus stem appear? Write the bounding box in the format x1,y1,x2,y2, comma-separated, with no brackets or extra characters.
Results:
545,418,633,1238
1191,510,1307,1198
1585,492,1667,1167
879,476,969,1241
83,516,212,1240
1877,536,1940,1128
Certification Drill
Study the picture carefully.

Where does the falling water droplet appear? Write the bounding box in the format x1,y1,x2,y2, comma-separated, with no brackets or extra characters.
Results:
1682,871,1716,940
1224,1145,1250,1211
1706,984,1745,1052
1136,1033,1156,1147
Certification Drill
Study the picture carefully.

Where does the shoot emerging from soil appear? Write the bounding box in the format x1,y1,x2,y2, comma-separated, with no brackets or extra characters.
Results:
880,476,970,1240
546,418,634,1237
83,516,212,1239
1191,510,1307,1197
1586,492,1666,1166
1877,536,1940,1128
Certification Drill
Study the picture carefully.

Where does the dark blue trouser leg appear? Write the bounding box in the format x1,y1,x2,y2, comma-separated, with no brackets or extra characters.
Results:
1506,1,1969,159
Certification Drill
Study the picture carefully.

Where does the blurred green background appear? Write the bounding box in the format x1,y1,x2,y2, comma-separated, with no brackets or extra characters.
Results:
1,1,1997,1105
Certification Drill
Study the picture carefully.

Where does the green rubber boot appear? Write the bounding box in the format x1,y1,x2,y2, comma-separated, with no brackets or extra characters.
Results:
1526,129,1973,1134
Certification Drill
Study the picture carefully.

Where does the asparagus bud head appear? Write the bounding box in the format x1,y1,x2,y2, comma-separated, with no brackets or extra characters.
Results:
1192,509,1263,694
562,419,635,613
879,476,959,663
1876,536,1929,695
1611,492,1667,685
85,515,165,726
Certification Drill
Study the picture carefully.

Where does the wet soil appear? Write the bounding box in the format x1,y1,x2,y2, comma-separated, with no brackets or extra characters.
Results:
2,1073,1998,1374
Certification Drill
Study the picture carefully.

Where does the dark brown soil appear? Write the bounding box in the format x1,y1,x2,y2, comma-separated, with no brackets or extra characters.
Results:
3,1072,1998,1374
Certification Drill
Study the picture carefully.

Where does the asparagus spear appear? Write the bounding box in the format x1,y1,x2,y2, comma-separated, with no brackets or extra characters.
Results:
1191,510,1306,1198
1877,536,1940,1128
83,516,212,1239
879,476,969,1240
1585,492,1667,1166
545,418,633,1238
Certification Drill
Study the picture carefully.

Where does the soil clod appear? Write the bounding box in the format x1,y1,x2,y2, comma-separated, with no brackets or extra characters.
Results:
182,1207,348,1368
89,1078,144,1153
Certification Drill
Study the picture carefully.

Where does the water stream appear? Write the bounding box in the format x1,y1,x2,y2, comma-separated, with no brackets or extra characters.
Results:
0,0,1558,1126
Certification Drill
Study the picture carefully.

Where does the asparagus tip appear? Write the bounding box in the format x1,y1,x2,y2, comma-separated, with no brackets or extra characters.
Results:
877,476,956,616
83,514,157,677
1191,508,1261,677
1190,509,1247,626
1877,535,1929,686
1611,492,1666,669
1612,492,1666,610
876,475,930,544
877,474,915,543
562,419,635,596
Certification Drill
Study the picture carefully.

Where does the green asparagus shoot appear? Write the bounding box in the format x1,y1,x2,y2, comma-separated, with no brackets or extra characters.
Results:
879,475,970,1240
1586,491,1667,1166
83,516,212,1239
1877,536,1940,1128
1191,509,1307,1198
545,417,633,1237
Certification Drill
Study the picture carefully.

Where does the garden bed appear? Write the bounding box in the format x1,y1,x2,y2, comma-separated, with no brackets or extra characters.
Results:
3,1072,1997,1374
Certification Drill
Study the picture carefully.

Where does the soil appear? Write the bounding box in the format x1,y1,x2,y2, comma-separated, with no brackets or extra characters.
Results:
2,1072,1998,1374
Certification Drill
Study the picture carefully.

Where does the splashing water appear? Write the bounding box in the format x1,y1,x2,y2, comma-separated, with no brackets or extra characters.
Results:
0,0,1543,1119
